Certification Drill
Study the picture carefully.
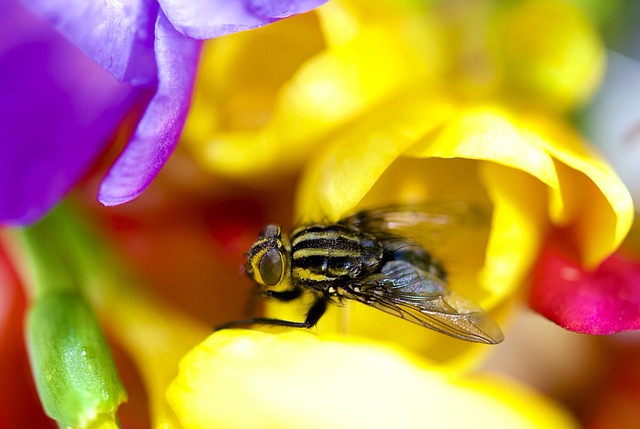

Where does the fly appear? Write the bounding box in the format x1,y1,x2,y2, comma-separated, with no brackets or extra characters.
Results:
218,201,504,344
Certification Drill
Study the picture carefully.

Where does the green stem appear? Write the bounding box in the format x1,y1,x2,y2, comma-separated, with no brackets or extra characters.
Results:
18,213,79,298
14,204,127,429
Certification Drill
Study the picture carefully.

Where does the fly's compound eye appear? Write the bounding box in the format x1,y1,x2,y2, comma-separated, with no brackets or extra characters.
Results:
258,248,283,286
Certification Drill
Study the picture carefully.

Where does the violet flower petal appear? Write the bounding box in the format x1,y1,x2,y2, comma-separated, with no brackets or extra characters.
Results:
0,1,137,225
97,12,201,206
530,244,640,335
21,0,158,85
246,0,330,18
158,0,328,39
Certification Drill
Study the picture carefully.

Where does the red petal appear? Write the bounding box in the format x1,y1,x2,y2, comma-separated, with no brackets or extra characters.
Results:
530,241,640,335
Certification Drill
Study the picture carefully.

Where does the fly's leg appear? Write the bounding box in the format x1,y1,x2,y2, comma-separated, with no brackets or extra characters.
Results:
215,293,327,330
243,285,302,317
263,287,303,301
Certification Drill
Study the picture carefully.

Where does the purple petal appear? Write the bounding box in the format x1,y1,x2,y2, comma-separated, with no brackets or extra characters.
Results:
21,0,158,85
0,0,138,225
246,0,329,18
97,12,201,206
158,0,328,39
530,242,640,335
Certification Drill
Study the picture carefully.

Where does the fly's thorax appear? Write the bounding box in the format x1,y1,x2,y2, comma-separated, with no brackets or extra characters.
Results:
290,224,383,285
246,224,291,287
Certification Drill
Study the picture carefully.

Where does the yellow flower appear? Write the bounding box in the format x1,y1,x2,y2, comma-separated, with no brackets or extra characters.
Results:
181,0,632,362
291,94,632,363
182,0,443,179
183,0,604,179
167,330,578,429
177,1,634,380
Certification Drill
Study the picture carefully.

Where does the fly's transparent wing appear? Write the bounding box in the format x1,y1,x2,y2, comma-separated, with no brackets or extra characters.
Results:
339,201,488,246
342,260,503,344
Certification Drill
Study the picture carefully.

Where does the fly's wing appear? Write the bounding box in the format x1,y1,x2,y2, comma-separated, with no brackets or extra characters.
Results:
342,260,504,344
339,201,487,247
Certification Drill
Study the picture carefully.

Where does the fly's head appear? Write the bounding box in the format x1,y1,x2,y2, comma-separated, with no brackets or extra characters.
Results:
246,224,290,287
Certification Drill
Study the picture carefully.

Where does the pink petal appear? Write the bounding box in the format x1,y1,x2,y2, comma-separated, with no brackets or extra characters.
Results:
530,239,640,335
97,12,201,206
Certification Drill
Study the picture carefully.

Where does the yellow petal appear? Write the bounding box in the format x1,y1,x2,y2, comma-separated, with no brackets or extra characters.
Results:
292,100,632,362
516,111,634,267
405,103,632,277
184,2,442,180
295,91,456,221
168,330,578,429
498,0,605,111
405,105,557,303
315,0,360,45
182,12,325,178
479,163,549,303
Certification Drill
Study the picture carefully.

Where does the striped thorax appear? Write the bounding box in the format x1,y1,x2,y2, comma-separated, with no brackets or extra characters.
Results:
290,224,383,289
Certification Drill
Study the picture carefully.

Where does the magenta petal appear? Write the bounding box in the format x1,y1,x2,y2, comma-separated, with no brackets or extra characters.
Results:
97,12,201,206
158,0,328,39
22,0,158,84
530,244,640,335
0,1,137,225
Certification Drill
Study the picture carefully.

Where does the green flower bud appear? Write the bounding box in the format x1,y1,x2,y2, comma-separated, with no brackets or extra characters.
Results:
26,291,127,428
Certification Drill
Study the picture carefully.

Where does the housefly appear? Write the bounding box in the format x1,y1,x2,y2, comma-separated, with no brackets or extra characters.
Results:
218,201,504,344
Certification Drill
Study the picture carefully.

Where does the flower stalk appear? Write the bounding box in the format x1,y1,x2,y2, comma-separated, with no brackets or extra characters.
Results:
16,209,127,429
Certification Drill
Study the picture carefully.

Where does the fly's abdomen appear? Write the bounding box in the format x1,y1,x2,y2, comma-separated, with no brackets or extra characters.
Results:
290,225,383,286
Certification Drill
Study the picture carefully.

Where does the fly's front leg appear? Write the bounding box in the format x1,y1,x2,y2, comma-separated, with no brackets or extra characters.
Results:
263,286,303,302
215,295,328,331
244,284,303,317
